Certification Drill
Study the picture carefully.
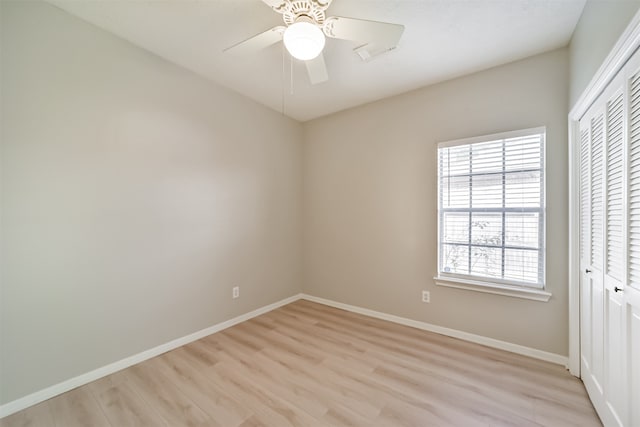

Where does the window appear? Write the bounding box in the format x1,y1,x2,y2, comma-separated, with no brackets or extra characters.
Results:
437,127,546,291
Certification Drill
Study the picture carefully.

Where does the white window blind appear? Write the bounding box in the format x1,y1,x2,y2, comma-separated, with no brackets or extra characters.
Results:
438,128,545,288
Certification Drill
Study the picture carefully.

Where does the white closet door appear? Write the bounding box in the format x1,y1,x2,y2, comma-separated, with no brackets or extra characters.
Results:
580,125,593,373
580,45,640,427
580,70,628,427
625,53,640,427
604,88,626,427
581,106,606,402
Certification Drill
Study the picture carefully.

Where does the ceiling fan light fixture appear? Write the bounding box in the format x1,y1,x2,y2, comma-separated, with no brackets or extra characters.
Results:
283,21,325,61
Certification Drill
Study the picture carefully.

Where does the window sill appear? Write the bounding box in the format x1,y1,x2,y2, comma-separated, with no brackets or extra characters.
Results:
433,276,552,302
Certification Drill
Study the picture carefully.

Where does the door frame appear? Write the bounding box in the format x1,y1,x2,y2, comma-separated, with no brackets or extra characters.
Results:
568,10,640,377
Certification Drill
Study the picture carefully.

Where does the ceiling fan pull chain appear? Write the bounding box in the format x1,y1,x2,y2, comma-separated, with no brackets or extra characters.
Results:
290,53,294,95
281,41,285,115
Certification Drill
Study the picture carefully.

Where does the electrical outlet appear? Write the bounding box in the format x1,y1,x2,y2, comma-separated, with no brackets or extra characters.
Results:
422,290,430,303
232,286,240,299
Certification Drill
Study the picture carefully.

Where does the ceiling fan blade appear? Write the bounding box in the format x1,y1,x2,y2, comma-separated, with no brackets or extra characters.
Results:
323,17,404,60
305,53,329,85
260,0,287,13
224,26,285,55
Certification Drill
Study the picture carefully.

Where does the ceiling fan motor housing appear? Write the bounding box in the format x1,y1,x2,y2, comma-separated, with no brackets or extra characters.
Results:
277,0,332,27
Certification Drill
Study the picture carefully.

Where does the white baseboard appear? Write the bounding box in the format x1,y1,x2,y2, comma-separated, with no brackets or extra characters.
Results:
300,294,568,366
2,291,568,419
0,293,303,419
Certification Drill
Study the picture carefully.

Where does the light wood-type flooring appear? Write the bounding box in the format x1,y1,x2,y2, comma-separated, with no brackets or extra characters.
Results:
1,300,601,427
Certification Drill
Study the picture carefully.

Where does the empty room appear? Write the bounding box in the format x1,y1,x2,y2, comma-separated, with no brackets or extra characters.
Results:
1,0,640,426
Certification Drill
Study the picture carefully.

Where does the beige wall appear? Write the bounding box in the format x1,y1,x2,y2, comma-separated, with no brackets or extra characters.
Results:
569,0,640,107
6,0,630,410
303,48,570,356
0,1,302,404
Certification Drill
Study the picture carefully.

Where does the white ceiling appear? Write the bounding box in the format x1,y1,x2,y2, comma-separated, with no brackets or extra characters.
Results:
47,0,586,122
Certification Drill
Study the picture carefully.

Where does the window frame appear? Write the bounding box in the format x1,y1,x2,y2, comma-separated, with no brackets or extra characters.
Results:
435,127,549,301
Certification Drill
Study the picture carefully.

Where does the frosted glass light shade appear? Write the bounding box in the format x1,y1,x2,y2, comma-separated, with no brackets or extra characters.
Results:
283,21,325,61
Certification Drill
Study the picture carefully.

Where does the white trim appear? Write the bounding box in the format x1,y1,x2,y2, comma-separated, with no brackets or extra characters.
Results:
0,293,302,419
436,126,546,148
300,294,568,366
567,8,640,378
434,276,552,302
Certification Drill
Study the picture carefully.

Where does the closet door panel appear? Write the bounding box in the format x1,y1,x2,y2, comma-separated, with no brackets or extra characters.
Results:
629,63,640,292
580,123,593,372
591,278,605,392
581,270,593,370
606,92,625,283
604,88,627,426
605,291,625,425
629,300,640,426
590,111,606,393
625,54,640,427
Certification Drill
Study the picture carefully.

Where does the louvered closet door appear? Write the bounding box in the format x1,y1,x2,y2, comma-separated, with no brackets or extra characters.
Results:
580,104,606,409
603,87,626,427
580,124,592,375
579,45,640,427
625,52,640,427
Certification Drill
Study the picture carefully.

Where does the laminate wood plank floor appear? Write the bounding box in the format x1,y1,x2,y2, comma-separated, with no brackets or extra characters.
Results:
0,300,602,427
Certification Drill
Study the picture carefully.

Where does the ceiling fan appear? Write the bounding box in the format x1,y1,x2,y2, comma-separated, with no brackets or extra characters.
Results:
224,0,405,85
